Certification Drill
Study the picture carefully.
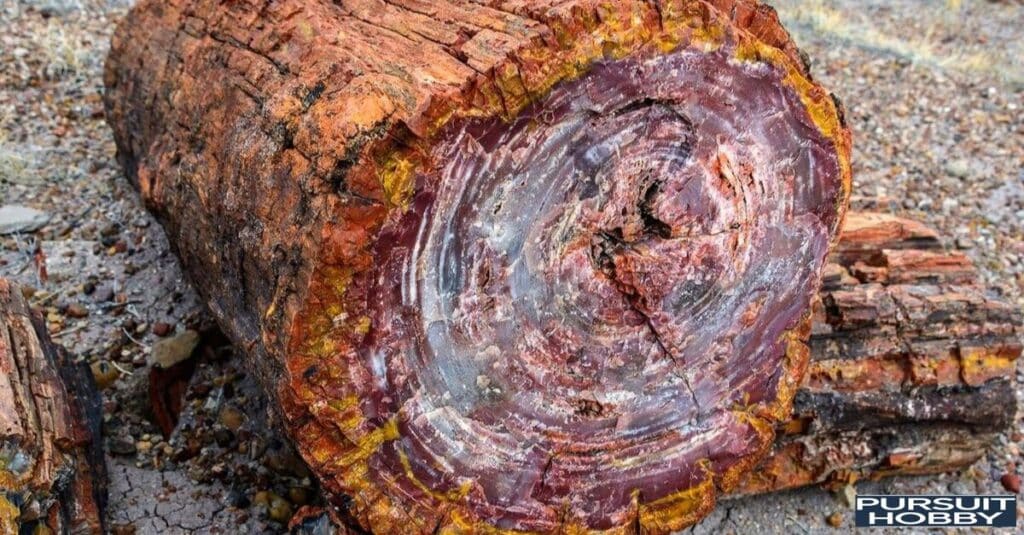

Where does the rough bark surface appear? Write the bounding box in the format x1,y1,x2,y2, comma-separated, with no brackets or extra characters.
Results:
0,279,106,534
738,213,1021,495
104,1,852,532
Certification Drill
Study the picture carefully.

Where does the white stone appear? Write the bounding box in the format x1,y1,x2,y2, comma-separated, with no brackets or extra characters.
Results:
0,205,50,234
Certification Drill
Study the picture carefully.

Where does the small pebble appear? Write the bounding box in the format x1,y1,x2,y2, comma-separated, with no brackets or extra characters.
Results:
90,360,120,389
65,303,88,318
108,438,137,456
268,494,293,523
151,329,200,369
254,491,293,523
945,159,971,179
948,480,973,495
219,406,246,432
827,512,843,528
227,489,250,509
110,524,136,535
838,484,856,508
1000,473,1020,493
152,321,173,337
288,486,311,505
93,287,114,303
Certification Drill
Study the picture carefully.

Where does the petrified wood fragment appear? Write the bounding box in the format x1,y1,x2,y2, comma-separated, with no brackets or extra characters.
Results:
738,213,1021,495
104,1,852,532
0,279,106,534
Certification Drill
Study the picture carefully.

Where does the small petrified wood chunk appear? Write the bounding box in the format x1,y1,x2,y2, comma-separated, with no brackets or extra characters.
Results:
0,279,106,534
104,1,851,532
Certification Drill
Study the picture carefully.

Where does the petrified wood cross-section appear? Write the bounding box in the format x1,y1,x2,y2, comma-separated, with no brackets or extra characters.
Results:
104,0,851,532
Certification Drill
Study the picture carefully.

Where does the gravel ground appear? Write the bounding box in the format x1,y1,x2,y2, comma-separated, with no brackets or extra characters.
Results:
0,0,1021,533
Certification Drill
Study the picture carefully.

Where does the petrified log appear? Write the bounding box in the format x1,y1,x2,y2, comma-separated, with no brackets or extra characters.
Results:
0,279,106,534
738,213,1021,495
103,0,853,532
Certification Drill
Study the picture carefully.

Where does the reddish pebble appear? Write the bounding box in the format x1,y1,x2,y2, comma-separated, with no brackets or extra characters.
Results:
1000,473,1020,493
65,303,89,318
152,322,173,337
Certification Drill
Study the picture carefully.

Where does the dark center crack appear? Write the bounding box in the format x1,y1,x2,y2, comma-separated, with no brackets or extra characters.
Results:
588,227,703,416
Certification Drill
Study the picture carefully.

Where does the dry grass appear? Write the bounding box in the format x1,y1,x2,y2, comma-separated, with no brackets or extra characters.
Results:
1,2,107,85
40,22,87,80
776,0,1024,85
0,112,30,186
0,141,29,186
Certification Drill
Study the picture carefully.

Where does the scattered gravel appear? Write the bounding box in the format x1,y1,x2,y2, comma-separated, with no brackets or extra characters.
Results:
0,0,1020,534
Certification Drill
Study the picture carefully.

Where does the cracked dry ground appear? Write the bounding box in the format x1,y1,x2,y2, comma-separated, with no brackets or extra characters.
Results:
1,0,1022,533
